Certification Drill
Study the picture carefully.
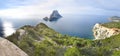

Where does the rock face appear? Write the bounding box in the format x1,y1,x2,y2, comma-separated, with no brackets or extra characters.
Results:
93,23,120,39
0,37,28,56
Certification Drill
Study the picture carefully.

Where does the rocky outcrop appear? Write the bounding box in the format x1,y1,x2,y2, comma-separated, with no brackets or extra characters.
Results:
0,37,28,56
17,29,27,40
93,23,120,39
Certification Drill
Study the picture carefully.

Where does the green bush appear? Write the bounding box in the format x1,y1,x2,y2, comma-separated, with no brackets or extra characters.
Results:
112,51,120,56
64,47,82,56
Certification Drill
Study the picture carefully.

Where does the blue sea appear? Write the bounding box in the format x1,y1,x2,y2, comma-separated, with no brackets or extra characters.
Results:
1,14,111,39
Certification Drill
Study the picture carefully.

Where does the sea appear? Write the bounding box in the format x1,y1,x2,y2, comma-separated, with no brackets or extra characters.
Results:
0,14,111,39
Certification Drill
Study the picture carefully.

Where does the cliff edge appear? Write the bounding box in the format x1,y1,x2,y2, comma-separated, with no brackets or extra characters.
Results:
93,23,120,39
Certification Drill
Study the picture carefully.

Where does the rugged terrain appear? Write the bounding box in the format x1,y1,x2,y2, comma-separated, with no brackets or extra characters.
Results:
6,22,120,56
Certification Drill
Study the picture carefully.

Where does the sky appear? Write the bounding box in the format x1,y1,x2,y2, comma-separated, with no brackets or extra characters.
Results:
0,0,120,19
0,0,120,37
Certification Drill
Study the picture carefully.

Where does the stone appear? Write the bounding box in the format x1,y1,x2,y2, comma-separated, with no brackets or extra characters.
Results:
0,37,28,56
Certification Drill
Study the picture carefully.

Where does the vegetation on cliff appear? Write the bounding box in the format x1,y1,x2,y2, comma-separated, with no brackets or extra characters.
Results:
6,23,120,56
102,22,120,29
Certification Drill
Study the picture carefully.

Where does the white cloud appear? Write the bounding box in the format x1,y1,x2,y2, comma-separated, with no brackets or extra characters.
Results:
0,0,60,19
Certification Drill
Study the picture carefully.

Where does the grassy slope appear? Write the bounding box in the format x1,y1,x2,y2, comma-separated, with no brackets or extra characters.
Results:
6,23,120,56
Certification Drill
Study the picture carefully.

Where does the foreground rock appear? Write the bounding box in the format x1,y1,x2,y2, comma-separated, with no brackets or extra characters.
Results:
93,23,120,39
0,37,28,56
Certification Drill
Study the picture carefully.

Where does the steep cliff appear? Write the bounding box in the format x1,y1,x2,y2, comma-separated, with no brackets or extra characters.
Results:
0,37,28,56
93,23,120,39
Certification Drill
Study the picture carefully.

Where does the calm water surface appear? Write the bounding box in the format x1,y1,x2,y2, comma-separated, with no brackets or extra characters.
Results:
1,14,111,39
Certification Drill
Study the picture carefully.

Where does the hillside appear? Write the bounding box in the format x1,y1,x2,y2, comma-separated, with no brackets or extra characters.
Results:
6,23,120,56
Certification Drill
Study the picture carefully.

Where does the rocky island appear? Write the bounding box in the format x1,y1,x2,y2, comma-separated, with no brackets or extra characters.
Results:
43,10,62,21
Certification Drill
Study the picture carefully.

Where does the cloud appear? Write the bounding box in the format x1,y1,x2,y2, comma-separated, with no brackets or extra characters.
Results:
95,0,120,11
3,21,15,37
0,0,61,19
0,0,120,19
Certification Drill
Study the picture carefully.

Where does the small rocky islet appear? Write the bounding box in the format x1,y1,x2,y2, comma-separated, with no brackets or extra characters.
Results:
43,10,62,22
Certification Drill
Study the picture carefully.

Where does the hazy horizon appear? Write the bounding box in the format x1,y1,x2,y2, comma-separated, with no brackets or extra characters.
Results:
0,0,120,19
